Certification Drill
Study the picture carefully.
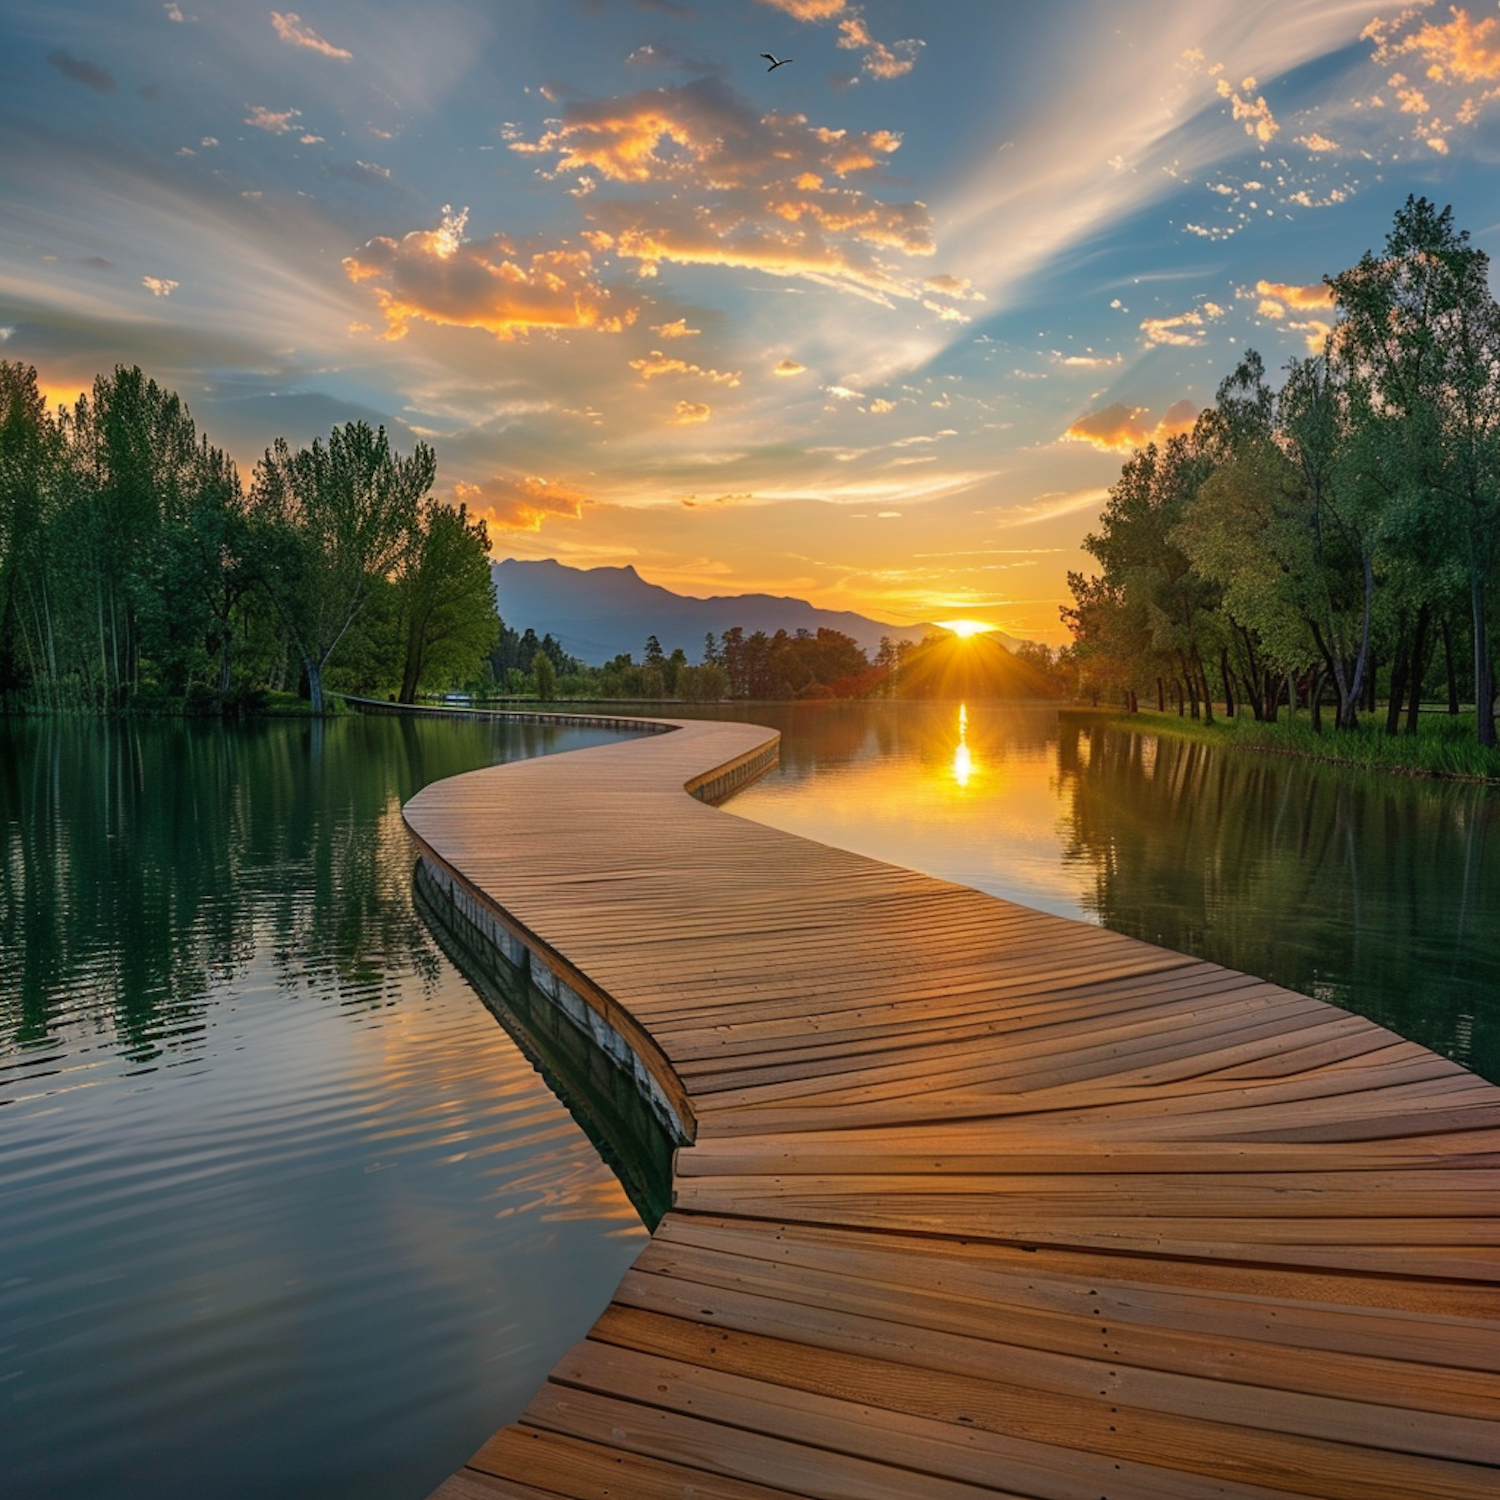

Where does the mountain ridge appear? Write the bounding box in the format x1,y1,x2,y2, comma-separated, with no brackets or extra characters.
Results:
490,558,1021,664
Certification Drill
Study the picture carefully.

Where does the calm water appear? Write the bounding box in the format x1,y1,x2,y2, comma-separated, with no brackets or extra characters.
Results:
716,701,1498,1084
3,703,1496,1499
0,714,648,1500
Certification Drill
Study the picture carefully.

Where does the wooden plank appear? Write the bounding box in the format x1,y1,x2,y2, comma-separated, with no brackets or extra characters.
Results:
396,712,1500,1500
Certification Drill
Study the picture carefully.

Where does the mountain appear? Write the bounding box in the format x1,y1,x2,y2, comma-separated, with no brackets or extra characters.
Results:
490,558,1002,665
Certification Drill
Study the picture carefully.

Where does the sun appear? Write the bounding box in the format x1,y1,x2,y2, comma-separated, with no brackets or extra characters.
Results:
935,618,998,639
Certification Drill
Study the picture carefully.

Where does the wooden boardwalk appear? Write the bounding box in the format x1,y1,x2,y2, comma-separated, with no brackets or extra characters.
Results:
401,714,1500,1500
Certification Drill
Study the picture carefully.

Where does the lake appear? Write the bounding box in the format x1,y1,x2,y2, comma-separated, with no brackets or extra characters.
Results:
0,714,647,1500
2,701,1495,1497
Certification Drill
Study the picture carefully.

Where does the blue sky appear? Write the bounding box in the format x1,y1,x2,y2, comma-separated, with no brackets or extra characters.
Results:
6,0,1500,639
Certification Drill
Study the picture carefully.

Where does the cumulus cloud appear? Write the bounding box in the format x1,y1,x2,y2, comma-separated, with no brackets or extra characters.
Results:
47,50,116,93
510,78,963,310
773,358,807,375
1364,5,1500,152
1062,399,1200,452
455,475,588,532
1251,278,1334,351
1215,74,1279,141
272,12,352,60
671,400,712,424
1140,302,1224,348
651,317,700,338
343,205,635,341
141,276,179,297
163,3,189,20
756,0,924,80
245,105,302,133
1296,131,1340,151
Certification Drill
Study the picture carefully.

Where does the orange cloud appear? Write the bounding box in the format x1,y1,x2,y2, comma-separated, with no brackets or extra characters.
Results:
1062,399,1200,453
1364,7,1500,152
343,206,634,341
671,401,712,424
244,104,301,133
835,14,924,79
1139,303,1223,348
1215,75,1279,141
455,476,588,532
757,0,845,18
271,12,350,60
773,358,807,375
628,350,741,386
756,0,923,80
651,318,699,338
510,80,955,308
1255,280,1332,311
1253,281,1334,351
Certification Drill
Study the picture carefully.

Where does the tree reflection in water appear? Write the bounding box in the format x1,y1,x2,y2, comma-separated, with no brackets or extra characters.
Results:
1056,719,1497,1082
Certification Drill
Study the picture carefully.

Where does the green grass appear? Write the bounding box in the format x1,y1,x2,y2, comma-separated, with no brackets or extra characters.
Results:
1085,705,1500,782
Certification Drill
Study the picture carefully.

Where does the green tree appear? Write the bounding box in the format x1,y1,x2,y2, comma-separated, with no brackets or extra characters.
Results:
397,501,498,702
1329,196,1500,745
249,422,431,714
0,363,63,695
531,649,556,701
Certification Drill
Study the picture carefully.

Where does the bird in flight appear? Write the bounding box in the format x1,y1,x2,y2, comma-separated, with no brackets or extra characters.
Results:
761,52,792,70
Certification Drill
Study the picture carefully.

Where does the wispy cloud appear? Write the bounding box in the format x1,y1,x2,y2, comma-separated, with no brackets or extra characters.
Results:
628,351,741,386
271,12,352,61
47,50,116,94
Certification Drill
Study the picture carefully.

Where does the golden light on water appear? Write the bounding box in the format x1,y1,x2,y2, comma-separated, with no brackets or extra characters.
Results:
953,703,973,788
936,618,1000,639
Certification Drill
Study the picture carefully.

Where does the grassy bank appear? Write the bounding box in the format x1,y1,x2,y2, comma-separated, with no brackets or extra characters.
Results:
1069,705,1500,783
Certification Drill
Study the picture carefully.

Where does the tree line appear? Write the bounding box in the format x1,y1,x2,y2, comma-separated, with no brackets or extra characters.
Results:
0,363,498,713
1063,197,1500,748
485,622,1066,702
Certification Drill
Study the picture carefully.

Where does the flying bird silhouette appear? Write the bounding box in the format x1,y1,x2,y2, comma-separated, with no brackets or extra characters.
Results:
761,53,792,70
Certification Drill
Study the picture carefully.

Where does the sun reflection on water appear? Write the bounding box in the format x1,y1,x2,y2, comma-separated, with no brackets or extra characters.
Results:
952,703,973,789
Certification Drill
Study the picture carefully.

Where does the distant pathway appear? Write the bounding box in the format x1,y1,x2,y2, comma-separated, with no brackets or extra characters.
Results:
395,708,1499,1500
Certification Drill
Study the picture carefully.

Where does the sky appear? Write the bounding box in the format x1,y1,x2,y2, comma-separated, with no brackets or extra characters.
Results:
6,1,1500,642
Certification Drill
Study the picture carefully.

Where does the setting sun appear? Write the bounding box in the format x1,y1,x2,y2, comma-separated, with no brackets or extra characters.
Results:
936,619,1000,639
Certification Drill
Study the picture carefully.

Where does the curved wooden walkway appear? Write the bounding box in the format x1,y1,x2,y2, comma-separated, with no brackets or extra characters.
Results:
403,715,1500,1500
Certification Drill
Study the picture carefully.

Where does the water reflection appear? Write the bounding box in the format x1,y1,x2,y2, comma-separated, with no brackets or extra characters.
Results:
702,701,1497,1085
1056,719,1497,1082
952,704,973,789
0,714,645,1500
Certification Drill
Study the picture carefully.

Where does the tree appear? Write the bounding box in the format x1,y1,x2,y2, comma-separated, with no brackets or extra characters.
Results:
396,500,498,702
0,363,62,695
249,422,431,714
1329,196,1500,745
531,649,555,700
